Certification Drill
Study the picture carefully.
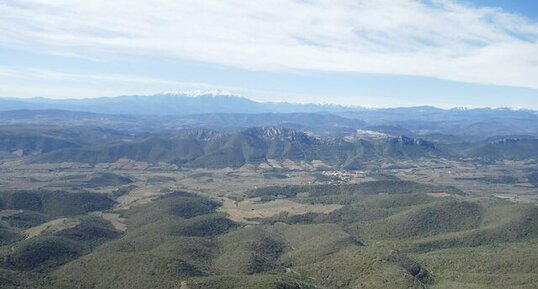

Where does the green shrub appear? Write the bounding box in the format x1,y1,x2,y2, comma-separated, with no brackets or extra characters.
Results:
40,191,115,217
3,211,49,229
0,226,23,245
248,234,285,273
175,214,238,237
7,236,82,270
169,198,220,218
55,216,120,243
3,191,43,211
0,190,115,217
364,200,482,239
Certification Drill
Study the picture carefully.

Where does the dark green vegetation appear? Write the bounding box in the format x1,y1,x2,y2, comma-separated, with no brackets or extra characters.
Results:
1,105,538,168
245,182,538,288
57,172,134,189
29,127,445,168
247,180,463,203
46,193,240,289
0,182,535,289
0,190,114,217
0,127,78,155
5,216,119,271
0,190,118,283
25,128,538,168
0,225,23,245
0,126,130,156
460,138,538,161
3,211,48,229
0,104,537,288
0,127,528,169
7,236,83,270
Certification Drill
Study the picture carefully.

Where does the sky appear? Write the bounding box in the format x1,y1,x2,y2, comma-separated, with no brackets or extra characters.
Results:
1,0,538,108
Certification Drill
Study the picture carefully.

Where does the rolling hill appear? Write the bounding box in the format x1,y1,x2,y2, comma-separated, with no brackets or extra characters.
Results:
28,127,445,168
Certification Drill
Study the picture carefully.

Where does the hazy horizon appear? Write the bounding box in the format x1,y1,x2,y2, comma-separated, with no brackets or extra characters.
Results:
2,89,537,111
2,2,538,289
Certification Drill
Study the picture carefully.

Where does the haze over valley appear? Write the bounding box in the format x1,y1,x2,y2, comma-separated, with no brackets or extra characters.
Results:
2,0,538,288
0,92,537,288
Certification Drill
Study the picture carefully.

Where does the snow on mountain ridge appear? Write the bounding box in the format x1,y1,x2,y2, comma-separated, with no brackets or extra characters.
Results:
160,89,238,97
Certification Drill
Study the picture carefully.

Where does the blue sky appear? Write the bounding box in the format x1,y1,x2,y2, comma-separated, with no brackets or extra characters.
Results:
1,0,538,108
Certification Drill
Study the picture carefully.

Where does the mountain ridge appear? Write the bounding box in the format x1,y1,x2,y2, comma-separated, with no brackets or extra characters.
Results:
2,93,537,116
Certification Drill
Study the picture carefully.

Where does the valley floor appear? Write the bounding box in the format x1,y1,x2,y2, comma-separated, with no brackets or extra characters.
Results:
0,158,537,289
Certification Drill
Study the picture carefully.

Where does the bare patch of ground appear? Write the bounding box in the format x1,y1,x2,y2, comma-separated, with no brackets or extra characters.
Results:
179,281,189,289
114,186,165,210
494,193,538,204
219,197,342,224
426,192,453,198
0,209,21,218
25,218,80,239
91,212,127,232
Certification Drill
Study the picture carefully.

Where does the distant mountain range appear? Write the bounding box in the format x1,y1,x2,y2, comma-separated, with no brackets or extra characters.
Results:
1,91,536,116
0,92,537,167
2,93,538,142
0,92,357,115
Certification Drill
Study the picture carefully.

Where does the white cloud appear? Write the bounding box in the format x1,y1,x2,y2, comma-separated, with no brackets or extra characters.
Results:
1,0,538,88
0,66,238,98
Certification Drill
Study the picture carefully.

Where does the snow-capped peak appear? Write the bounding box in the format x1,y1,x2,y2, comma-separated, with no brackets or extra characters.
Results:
160,89,237,97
